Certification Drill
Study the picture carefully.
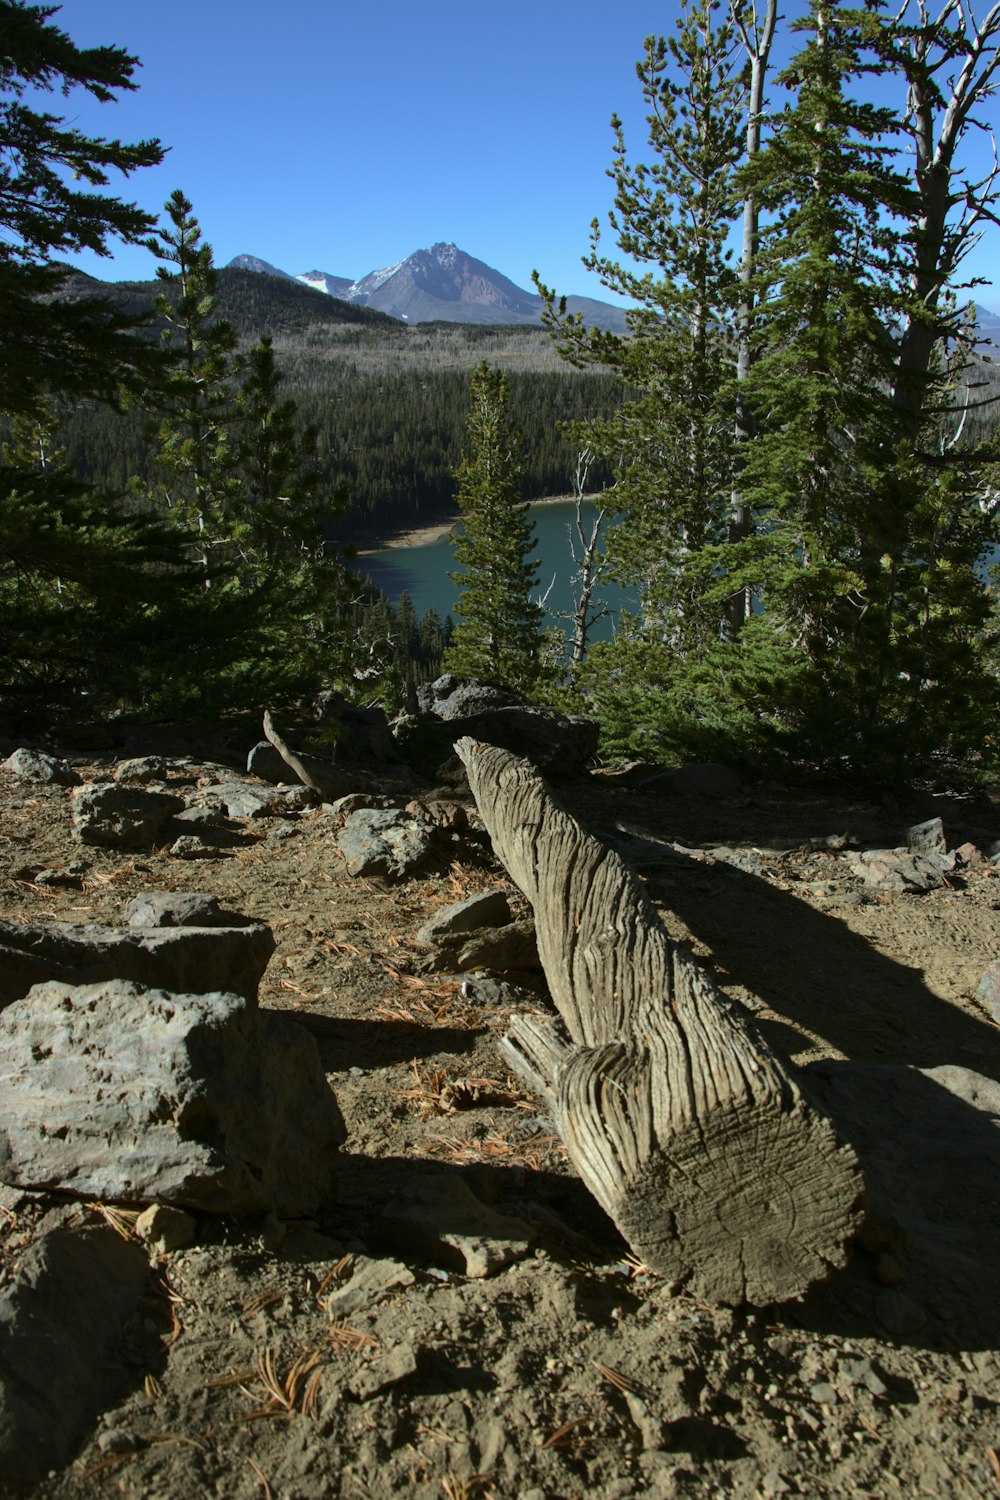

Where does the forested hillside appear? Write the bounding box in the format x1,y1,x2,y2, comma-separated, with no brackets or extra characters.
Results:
55,270,625,542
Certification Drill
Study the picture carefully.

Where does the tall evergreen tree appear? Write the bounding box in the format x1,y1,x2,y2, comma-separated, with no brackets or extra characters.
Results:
444,363,543,692
0,1,165,422
0,2,201,709
145,190,239,574
741,0,998,772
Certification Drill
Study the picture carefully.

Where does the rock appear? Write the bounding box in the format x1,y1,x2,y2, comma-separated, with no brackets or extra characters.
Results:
906,816,947,854
337,808,436,879
324,1256,416,1318
641,762,745,799
454,974,533,1007
347,1344,419,1401
405,798,469,833
415,891,513,946
34,860,89,889
112,756,168,784
169,833,237,859
397,676,599,778
380,1173,534,1277
71,783,184,850
850,847,956,893
452,920,539,973
0,979,346,1214
2,747,81,786
314,694,397,764
975,959,1000,1023
246,741,289,783
134,1203,197,1253
0,916,274,1007
416,676,520,718
0,1217,149,1482
195,780,285,819
124,891,244,929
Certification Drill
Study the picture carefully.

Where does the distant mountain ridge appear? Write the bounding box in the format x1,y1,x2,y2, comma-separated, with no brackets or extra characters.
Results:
228,243,631,332
227,245,1000,348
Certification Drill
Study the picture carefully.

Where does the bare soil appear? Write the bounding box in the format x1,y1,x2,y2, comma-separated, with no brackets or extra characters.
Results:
2,740,999,1500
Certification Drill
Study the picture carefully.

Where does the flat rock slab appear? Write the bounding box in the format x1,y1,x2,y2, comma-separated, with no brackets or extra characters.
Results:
0,1216,149,1483
0,917,275,1008
0,980,346,1215
124,892,248,929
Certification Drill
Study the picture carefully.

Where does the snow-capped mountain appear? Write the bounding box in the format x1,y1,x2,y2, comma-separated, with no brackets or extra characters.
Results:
228,243,630,332
297,269,354,299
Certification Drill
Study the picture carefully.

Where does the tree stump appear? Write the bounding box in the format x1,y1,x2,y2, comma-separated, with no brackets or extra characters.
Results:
455,739,865,1305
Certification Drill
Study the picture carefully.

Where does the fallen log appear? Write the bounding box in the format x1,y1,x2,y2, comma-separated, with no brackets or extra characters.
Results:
262,710,356,802
455,738,865,1305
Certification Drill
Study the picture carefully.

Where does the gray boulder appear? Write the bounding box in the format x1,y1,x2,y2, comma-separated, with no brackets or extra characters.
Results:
337,808,436,879
0,980,346,1214
71,782,183,849
3,748,81,787
0,916,274,1008
0,1216,149,1482
396,677,599,778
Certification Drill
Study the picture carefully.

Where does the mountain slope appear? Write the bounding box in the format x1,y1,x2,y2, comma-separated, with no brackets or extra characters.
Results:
228,242,631,332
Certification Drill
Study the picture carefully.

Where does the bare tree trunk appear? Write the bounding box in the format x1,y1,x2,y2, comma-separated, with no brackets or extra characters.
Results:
726,0,778,637
892,0,1000,432
457,739,864,1306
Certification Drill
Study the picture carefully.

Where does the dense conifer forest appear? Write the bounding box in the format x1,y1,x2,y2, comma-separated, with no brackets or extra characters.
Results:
53,269,625,542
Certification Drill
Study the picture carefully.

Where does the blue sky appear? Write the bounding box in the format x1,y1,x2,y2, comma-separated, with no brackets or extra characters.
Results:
55,0,999,307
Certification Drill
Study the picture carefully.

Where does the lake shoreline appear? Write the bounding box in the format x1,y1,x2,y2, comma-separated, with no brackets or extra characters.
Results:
355,493,587,555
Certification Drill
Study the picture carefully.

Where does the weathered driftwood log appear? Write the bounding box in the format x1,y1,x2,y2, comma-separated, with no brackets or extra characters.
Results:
455,738,865,1306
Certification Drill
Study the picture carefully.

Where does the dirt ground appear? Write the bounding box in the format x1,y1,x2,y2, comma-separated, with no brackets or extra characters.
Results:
2,731,999,1500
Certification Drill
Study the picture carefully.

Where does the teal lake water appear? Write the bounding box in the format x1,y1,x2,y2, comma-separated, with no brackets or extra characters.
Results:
354,499,629,638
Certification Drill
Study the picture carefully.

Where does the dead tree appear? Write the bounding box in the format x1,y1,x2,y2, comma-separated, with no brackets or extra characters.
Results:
456,739,864,1306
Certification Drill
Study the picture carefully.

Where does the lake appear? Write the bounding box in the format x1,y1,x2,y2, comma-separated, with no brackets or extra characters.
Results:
353,498,629,638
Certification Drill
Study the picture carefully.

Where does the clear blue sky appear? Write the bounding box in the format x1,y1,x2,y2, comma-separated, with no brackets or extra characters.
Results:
55,0,998,307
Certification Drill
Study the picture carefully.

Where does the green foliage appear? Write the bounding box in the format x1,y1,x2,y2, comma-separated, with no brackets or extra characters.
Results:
444,363,544,692
544,0,999,782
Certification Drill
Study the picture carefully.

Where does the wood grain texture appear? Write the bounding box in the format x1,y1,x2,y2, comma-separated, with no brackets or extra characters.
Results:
457,738,865,1305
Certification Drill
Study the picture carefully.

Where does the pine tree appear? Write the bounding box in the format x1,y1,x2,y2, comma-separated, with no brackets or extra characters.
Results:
145,191,239,573
536,0,754,757
0,1,165,421
444,363,543,692
741,0,999,773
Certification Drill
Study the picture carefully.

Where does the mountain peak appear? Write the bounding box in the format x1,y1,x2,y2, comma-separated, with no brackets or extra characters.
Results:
227,245,630,332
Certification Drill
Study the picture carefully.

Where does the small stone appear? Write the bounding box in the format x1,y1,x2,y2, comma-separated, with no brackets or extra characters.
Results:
347,1343,418,1400
809,1382,838,1405
96,1428,141,1454
169,835,230,859
135,1204,197,1253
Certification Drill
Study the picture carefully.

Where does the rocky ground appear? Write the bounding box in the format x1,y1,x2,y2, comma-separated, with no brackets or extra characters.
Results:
1,712,999,1500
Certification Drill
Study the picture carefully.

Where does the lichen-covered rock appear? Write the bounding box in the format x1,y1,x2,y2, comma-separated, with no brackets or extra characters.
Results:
0,980,346,1214
337,808,436,879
